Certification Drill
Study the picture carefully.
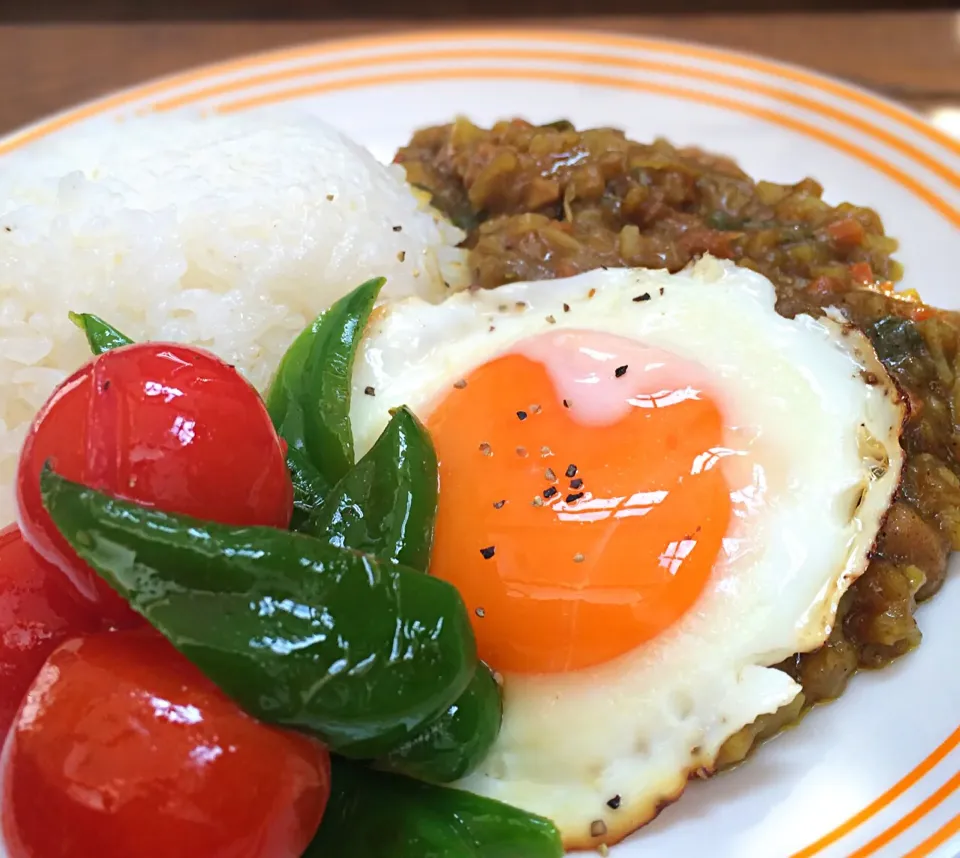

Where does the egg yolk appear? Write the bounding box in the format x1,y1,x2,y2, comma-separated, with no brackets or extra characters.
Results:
426,329,734,675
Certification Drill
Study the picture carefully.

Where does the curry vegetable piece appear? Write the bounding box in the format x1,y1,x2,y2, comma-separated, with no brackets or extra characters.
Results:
40,466,476,759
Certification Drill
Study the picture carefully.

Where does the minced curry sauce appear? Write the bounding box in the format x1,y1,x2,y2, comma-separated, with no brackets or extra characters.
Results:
396,117,958,766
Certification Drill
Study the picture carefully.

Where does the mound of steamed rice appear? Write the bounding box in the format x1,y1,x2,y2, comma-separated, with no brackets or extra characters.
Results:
0,111,466,525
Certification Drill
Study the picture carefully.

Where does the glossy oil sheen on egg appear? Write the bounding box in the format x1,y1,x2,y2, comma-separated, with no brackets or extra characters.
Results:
426,330,738,675
348,258,905,850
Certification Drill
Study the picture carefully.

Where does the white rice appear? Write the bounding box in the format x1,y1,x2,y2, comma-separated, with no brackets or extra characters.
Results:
0,110,466,525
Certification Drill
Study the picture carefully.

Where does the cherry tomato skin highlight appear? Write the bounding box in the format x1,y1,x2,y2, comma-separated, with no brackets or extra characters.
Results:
1,630,331,858
0,525,97,740
16,343,293,628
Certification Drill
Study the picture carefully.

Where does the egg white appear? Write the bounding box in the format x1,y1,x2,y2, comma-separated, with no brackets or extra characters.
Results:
349,257,905,849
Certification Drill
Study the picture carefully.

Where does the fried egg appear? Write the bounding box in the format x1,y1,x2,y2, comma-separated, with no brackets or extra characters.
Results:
348,257,905,849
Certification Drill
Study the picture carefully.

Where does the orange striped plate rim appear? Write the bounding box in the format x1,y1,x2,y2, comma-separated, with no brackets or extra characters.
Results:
212,64,960,228
68,26,960,158
903,810,960,858
149,46,957,193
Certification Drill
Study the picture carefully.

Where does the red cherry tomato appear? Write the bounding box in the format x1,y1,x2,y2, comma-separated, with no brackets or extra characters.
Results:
1,629,330,858
0,524,97,740
16,343,293,628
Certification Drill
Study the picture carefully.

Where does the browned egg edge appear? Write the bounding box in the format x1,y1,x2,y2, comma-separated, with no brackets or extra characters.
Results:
560,315,908,853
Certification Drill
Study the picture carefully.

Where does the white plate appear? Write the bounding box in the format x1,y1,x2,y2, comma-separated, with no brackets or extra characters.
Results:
1,27,958,858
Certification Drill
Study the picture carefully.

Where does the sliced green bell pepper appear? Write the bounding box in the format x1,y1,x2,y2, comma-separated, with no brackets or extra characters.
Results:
306,404,502,782
68,311,133,354
379,664,502,783
303,405,438,572
40,467,476,759
306,757,563,858
286,446,330,532
266,277,384,489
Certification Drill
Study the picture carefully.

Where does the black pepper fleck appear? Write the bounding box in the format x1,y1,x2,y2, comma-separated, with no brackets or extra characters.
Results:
633,293,651,302
565,492,584,503
565,464,578,478
453,378,467,389
480,546,496,560
479,442,492,456
543,486,558,499
606,795,621,810
563,303,571,313
563,399,571,408
517,410,528,421
570,478,583,489
102,380,111,391
659,287,665,296
392,225,402,232
364,386,376,396
615,365,628,378
516,446,528,458
493,499,506,509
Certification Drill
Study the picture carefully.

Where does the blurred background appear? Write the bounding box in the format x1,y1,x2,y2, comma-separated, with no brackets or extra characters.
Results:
3,0,957,16
0,0,956,138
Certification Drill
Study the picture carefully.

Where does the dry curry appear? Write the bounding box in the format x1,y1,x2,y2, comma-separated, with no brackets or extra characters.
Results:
396,117,959,766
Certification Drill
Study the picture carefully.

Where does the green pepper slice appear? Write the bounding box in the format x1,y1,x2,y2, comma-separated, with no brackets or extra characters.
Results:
266,277,384,488
379,664,502,783
306,405,502,781
303,405,437,571
286,446,330,532
307,757,563,858
68,312,134,354
40,467,476,759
